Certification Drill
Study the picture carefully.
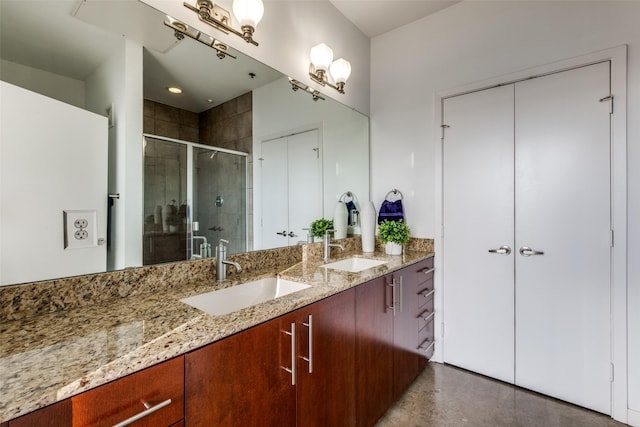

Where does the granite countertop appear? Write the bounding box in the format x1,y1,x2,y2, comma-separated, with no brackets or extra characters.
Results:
0,249,433,422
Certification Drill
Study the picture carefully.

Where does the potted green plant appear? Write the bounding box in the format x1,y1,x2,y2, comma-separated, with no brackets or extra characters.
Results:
377,220,410,255
310,218,334,240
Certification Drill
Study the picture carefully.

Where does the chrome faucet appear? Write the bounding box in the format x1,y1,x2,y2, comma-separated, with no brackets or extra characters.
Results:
216,239,242,282
323,229,344,262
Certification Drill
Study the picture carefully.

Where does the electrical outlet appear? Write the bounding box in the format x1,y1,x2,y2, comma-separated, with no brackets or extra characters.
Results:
64,210,98,249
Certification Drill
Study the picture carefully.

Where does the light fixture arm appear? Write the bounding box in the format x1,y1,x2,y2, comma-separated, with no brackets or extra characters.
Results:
309,64,345,94
184,1,259,46
164,16,236,59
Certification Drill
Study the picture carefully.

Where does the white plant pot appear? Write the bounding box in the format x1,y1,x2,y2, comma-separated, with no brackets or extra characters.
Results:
385,242,403,256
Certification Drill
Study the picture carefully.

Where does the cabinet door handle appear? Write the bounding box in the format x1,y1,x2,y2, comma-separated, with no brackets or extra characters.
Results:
112,399,172,427
302,315,313,373
420,267,435,275
282,322,296,385
386,279,396,316
398,276,404,313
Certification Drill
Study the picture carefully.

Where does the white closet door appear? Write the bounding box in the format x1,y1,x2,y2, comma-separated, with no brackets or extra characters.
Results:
287,130,322,245
514,62,611,414
261,138,288,249
442,85,516,383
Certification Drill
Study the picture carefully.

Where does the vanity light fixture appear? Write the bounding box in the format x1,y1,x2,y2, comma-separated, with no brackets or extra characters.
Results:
164,15,235,60
167,86,183,94
184,0,264,46
289,78,325,102
309,43,351,94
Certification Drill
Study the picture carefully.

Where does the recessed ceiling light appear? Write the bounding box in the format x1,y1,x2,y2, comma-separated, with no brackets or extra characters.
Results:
167,86,183,94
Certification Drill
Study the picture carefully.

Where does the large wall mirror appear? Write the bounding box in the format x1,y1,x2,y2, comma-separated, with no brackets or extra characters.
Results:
0,0,369,286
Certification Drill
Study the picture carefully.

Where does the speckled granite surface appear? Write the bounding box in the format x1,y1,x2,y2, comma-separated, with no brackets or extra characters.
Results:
0,238,433,422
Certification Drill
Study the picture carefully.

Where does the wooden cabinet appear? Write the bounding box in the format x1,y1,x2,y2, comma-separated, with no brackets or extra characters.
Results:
185,314,296,426
292,288,356,427
355,276,394,427
185,288,356,427
355,256,435,424
9,357,184,427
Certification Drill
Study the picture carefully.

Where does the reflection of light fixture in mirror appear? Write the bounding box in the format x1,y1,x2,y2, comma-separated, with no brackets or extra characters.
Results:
164,15,236,60
184,0,264,46
309,43,351,94
289,78,325,102
167,86,183,94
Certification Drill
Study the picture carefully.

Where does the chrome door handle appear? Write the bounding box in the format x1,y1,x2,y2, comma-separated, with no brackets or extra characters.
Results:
302,315,313,373
287,231,297,237
519,246,544,256
276,230,287,236
488,245,511,255
386,279,397,316
282,323,296,385
112,399,172,427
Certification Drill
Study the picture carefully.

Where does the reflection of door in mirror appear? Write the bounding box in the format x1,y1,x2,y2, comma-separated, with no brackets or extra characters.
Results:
143,135,248,265
260,129,322,249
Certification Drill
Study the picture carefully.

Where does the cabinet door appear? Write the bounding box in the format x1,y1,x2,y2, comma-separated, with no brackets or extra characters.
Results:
185,316,296,426
72,356,184,427
355,276,394,427
391,270,420,399
296,289,356,427
8,400,71,427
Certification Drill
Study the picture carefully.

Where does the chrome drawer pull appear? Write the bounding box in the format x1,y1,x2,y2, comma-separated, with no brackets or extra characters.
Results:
421,267,435,275
421,289,435,299
112,399,172,427
282,323,296,385
421,311,434,323
418,340,435,354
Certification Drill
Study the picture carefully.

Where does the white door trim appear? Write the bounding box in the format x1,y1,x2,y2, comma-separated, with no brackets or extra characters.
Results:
433,45,628,423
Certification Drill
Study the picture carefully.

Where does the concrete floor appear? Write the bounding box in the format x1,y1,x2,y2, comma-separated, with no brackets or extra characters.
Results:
377,363,625,427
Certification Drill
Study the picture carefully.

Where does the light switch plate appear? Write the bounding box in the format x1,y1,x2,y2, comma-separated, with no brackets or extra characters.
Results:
64,210,98,249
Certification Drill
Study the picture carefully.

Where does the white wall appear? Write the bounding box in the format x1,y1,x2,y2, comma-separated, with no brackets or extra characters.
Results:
141,0,370,115
0,59,85,108
253,77,369,248
370,1,640,423
0,82,107,285
86,38,144,271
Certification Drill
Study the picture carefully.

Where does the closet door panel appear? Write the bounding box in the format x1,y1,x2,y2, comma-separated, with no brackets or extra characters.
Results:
514,62,611,414
442,85,515,383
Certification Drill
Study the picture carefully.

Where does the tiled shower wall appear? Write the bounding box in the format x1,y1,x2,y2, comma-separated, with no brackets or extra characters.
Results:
143,94,253,251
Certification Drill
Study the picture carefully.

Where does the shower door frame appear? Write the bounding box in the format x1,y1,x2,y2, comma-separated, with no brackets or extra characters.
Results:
143,133,249,261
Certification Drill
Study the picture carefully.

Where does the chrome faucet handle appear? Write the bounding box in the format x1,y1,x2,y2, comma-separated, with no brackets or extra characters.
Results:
218,238,229,246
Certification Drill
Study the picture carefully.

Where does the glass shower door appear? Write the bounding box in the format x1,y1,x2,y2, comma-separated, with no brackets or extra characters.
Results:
193,147,247,257
143,136,188,265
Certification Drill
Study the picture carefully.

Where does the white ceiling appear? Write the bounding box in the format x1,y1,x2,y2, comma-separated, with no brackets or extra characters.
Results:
329,0,461,38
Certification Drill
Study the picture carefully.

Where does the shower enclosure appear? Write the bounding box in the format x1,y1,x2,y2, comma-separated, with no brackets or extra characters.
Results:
143,134,247,265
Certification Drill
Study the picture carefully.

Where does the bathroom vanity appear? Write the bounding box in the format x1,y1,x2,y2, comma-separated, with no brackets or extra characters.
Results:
0,242,433,426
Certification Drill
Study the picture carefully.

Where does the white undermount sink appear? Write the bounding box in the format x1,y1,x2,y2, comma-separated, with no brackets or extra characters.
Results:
180,277,310,316
322,257,388,272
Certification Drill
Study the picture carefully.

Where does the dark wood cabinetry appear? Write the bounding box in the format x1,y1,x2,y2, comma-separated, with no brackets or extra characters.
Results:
355,256,435,425
185,288,356,427
355,275,394,427
8,256,433,427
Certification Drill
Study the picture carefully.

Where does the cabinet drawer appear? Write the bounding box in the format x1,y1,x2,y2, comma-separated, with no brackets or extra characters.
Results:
417,286,434,310
418,308,434,332
414,258,434,288
72,356,184,427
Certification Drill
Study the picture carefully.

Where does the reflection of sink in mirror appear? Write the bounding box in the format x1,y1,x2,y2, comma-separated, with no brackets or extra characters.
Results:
322,258,387,273
180,278,310,316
